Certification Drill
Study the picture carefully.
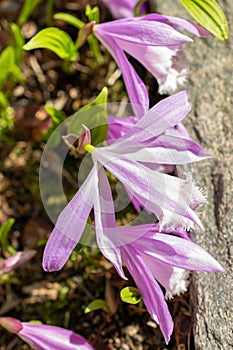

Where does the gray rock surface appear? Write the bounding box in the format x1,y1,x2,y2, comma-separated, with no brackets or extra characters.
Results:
153,1,233,349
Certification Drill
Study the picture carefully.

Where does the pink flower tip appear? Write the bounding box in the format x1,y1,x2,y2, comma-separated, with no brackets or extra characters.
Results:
0,317,23,334
0,250,36,274
78,124,92,154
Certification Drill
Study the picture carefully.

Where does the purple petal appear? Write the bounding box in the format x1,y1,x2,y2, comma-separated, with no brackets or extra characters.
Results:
121,245,173,344
95,17,192,46
116,42,188,94
42,165,97,272
131,232,224,272
165,123,190,140
117,223,190,245
142,256,190,298
94,31,149,116
99,0,135,18
119,134,211,165
19,322,94,350
144,14,211,37
93,148,203,228
107,116,137,143
124,186,142,213
99,0,148,19
175,123,190,139
106,116,145,211
117,223,156,245
94,163,126,279
109,91,191,146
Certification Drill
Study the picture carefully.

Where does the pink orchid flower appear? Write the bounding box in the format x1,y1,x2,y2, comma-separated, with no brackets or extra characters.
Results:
94,14,209,114
42,91,210,275
116,224,223,343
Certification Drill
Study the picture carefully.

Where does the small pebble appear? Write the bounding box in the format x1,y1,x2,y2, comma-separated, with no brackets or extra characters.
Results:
124,325,139,337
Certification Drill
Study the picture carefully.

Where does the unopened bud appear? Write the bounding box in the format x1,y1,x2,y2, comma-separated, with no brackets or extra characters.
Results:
78,125,92,154
0,317,23,334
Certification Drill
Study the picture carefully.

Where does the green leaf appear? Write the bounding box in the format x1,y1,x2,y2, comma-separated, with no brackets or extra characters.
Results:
0,219,16,254
0,219,15,246
54,12,103,65
84,299,108,314
54,13,85,29
44,105,65,125
120,287,142,304
10,23,25,64
43,105,66,147
0,47,15,88
23,28,78,61
36,239,47,247
0,47,23,89
0,91,9,109
29,320,43,324
85,5,100,24
11,63,24,83
18,0,42,26
179,0,229,40
80,86,107,111
68,87,108,146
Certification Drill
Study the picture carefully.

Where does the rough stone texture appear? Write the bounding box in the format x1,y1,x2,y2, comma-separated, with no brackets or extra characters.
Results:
153,1,233,349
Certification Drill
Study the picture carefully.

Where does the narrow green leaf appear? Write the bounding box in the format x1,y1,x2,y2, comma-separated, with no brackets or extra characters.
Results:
23,28,78,61
68,87,108,146
0,92,9,108
11,23,24,47
54,13,85,29
84,299,108,314
120,286,142,304
18,0,42,26
0,47,23,89
179,0,229,40
10,23,25,64
11,64,24,83
0,219,15,250
0,47,15,88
